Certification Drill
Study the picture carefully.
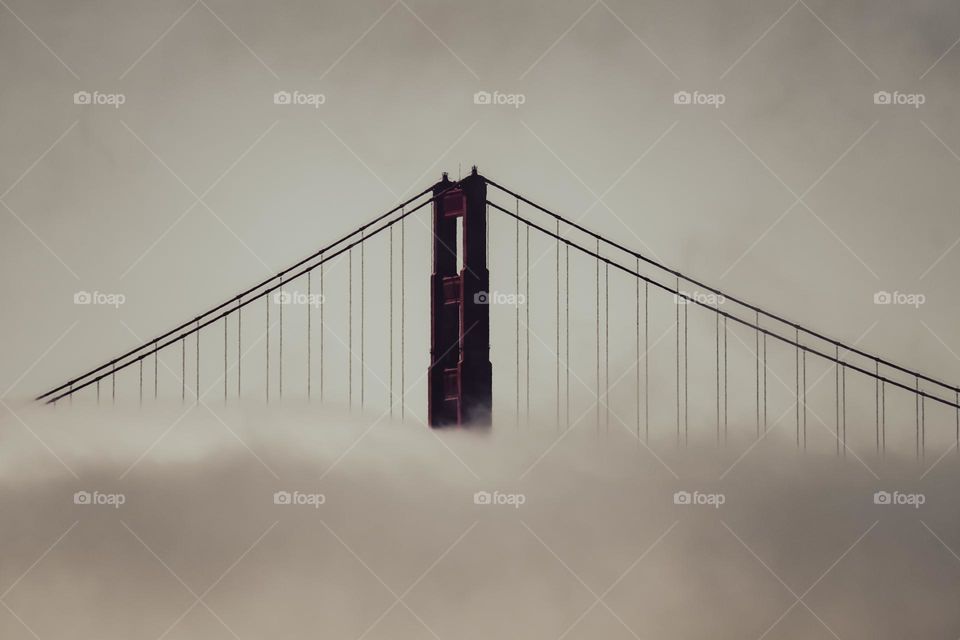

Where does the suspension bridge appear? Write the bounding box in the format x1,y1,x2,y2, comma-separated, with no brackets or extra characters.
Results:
36,168,960,459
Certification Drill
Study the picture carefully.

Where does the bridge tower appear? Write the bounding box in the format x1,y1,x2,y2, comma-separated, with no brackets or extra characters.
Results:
428,168,492,427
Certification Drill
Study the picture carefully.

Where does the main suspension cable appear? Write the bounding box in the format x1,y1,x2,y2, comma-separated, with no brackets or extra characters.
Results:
486,200,960,413
39,184,442,403
46,191,447,405
487,179,960,401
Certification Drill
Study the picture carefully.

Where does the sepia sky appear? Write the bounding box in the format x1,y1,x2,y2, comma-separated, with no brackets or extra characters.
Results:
3,3,960,639
2,0,960,412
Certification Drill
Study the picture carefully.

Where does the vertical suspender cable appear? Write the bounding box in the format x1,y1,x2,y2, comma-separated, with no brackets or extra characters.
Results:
723,314,728,445
181,338,186,403
795,328,800,447
97,379,100,405
835,345,840,456
921,391,926,461
841,364,846,458
516,199,520,427
597,239,601,433
605,262,610,432
320,259,325,402
915,376,920,460
400,213,405,421
348,247,352,410
526,225,530,423
645,280,650,444
882,380,889,456
112,362,116,405
676,277,681,446
556,218,560,430
266,295,270,404
139,359,143,407
390,225,394,418
237,299,242,398
756,311,760,439
762,331,767,432
279,276,283,401
224,316,227,402
875,361,879,454
684,296,688,445
566,243,570,430
716,314,720,446
307,271,312,401
637,258,641,442
195,320,199,405
154,342,158,400
802,348,807,450
361,230,365,411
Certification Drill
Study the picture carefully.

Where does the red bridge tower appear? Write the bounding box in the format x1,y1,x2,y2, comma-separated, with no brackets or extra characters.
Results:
428,168,492,427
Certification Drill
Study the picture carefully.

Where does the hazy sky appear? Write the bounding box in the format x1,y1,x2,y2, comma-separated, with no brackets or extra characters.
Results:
3,3,960,638
2,0,960,427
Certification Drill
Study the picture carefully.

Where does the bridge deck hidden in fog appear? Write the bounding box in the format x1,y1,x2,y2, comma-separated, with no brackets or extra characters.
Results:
38,168,960,458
